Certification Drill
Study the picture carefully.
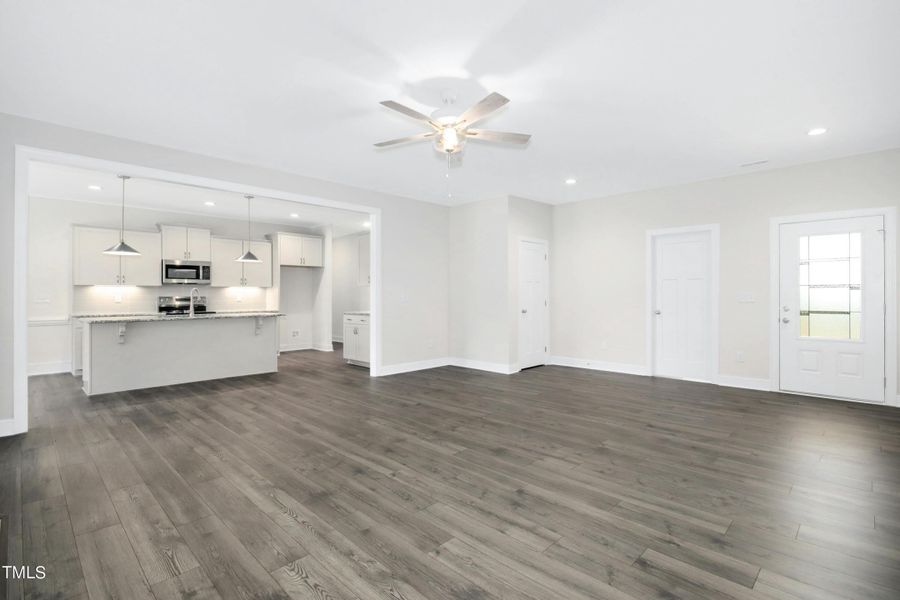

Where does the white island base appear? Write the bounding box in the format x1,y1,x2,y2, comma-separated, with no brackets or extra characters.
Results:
81,313,281,396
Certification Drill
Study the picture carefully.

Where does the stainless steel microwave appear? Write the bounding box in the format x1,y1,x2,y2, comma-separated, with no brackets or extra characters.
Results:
161,260,211,285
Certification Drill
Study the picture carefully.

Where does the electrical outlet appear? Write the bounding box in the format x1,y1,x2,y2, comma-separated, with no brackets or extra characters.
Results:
736,351,745,363
113,291,123,303
292,330,299,338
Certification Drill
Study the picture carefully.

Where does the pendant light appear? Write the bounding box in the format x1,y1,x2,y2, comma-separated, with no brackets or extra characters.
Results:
103,175,141,256
235,194,261,262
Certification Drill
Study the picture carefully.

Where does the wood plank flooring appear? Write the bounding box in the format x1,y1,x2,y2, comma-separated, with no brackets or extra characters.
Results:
2,346,900,599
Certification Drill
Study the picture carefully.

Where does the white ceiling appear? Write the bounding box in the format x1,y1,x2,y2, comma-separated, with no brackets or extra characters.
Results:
29,162,371,237
3,1,900,205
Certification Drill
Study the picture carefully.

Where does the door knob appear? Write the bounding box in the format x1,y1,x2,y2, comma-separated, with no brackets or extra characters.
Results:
783,305,790,312
782,317,790,323
654,310,661,315
521,309,528,314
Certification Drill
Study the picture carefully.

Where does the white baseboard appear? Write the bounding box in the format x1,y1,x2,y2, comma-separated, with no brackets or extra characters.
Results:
332,335,343,343
28,360,72,376
0,417,27,437
379,357,450,376
549,355,650,376
279,343,313,353
448,357,517,375
716,375,771,391
313,344,334,352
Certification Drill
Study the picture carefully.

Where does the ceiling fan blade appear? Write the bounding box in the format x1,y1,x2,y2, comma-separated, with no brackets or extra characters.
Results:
379,100,439,128
373,131,436,147
455,92,510,127
466,129,531,144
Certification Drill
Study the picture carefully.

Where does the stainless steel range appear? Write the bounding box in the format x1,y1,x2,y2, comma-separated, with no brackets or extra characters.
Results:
158,295,216,316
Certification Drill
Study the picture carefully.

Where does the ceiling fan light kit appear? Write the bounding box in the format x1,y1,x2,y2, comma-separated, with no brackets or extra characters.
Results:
375,92,531,155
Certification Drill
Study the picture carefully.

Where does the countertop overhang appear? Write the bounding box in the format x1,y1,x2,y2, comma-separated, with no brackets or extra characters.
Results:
78,311,284,324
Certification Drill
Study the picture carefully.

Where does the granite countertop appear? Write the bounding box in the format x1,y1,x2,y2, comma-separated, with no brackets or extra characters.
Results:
79,311,284,324
344,310,371,316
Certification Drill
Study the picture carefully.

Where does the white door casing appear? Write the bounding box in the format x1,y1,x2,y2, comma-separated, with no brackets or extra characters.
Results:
518,239,549,370
649,227,717,381
778,215,885,403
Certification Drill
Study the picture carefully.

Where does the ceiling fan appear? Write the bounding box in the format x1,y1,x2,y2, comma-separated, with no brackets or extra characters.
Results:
374,92,531,155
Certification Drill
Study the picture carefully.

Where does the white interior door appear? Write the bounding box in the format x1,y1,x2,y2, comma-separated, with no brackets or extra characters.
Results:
779,216,885,403
652,230,713,381
518,240,549,369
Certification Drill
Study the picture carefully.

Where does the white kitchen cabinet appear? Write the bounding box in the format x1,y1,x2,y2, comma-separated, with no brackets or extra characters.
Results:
119,230,162,286
278,234,302,266
342,313,370,366
277,233,323,267
161,225,211,261
242,241,272,287
301,236,323,267
73,227,121,285
211,237,272,287
357,233,370,286
73,226,161,286
210,237,244,286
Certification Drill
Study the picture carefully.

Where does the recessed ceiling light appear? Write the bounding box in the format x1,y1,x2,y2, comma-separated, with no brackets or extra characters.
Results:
565,178,577,185
362,221,371,228
290,213,299,218
87,185,102,191
204,201,215,207
807,127,827,136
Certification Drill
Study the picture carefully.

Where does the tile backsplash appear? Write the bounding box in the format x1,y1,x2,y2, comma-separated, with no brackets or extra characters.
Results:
73,285,271,315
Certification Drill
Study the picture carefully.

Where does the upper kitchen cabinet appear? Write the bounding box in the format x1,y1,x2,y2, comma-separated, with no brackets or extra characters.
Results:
73,226,161,286
160,225,211,261
119,230,162,286
277,233,323,267
73,226,120,285
210,237,244,286
211,237,272,287
243,241,273,287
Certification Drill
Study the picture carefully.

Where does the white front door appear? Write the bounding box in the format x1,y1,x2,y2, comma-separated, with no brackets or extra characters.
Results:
518,240,549,369
779,216,885,403
652,230,713,381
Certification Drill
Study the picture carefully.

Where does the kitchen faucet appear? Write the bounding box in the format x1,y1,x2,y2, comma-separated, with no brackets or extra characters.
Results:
189,287,201,317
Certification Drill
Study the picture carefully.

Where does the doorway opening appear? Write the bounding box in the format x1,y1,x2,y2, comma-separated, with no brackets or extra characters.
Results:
8,145,382,436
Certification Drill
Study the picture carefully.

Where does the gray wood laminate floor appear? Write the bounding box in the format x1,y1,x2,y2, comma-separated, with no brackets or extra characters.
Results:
2,347,900,600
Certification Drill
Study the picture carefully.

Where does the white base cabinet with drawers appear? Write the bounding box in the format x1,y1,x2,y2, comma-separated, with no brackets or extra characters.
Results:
342,313,370,367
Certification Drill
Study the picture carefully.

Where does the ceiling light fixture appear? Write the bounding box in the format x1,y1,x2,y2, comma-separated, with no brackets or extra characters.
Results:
235,195,261,263
290,213,299,218
740,160,769,168
375,92,531,156
807,127,827,136
204,201,216,207
102,175,141,256
363,221,371,228
565,178,577,185
87,184,102,191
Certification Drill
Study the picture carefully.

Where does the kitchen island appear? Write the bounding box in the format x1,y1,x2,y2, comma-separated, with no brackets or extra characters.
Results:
79,311,283,395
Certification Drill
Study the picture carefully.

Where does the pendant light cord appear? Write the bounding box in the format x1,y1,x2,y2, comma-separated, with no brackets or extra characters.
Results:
245,195,254,245
118,175,130,242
